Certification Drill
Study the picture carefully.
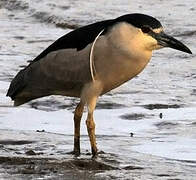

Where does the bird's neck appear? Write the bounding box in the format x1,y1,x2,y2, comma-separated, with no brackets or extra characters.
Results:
107,22,153,61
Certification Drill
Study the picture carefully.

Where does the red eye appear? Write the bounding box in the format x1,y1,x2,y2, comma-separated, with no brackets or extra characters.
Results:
141,26,151,33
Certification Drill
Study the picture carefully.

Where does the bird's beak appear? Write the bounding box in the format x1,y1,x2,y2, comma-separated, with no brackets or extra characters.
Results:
155,32,192,54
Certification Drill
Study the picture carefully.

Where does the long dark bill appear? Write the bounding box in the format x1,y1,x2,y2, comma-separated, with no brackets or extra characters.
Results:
155,32,192,54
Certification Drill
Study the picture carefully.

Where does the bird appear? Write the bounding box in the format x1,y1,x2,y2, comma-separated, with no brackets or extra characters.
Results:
7,13,192,158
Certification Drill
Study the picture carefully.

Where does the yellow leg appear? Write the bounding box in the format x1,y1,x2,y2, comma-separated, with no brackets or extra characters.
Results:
86,96,98,158
73,102,84,156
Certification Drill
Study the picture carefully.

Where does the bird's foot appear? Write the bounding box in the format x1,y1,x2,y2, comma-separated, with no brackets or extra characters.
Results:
91,147,98,159
73,150,80,157
92,153,98,159
66,150,80,157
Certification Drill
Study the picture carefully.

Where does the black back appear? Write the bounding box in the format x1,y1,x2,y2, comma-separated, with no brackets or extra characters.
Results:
32,13,162,62
33,20,113,62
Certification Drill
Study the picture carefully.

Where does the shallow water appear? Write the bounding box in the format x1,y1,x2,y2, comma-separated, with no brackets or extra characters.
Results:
0,0,196,179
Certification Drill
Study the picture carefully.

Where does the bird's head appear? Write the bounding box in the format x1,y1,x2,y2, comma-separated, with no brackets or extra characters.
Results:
115,14,192,54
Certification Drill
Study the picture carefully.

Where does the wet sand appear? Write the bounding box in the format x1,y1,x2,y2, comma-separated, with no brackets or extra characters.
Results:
1,129,196,180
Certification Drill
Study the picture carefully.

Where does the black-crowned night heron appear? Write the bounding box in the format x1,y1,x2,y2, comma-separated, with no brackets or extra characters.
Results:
7,13,192,158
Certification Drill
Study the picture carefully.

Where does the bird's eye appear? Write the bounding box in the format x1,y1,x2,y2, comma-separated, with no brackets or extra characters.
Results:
141,26,151,33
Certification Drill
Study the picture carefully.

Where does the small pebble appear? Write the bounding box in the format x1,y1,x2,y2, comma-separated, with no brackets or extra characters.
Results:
130,132,134,137
98,150,105,154
25,150,36,156
159,113,163,119
36,130,45,132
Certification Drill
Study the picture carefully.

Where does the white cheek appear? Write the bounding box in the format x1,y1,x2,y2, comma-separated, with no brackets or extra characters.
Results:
143,35,158,51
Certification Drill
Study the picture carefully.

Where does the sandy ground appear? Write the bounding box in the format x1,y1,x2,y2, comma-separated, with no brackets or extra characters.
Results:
0,129,196,180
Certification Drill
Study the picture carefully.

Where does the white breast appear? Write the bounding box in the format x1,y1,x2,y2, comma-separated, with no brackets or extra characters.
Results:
92,22,153,94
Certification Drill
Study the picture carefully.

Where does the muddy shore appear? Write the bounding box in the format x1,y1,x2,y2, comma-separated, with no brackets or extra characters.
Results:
0,129,196,180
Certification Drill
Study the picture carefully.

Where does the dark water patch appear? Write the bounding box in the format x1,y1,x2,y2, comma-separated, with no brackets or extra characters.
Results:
143,104,182,110
190,121,196,125
120,113,149,120
19,65,27,68
69,159,118,170
32,11,80,30
152,139,164,143
56,22,80,29
122,165,144,170
96,134,127,139
13,36,25,40
8,13,15,18
0,140,35,145
176,53,195,59
0,53,18,56
27,39,54,44
58,5,70,10
32,11,53,23
1,0,29,11
29,98,77,111
0,156,37,164
25,150,36,156
96,102,126,109
0,75,13,82
186,74,196,79
155,121,179,129
176,3,185,7
191,89,196,96
176,159,196,164
25,150,44,156
156,174,172,177
100,157,120,166
46,3,57,8
176,30,196,37
157,132,177,136
117,90,141,95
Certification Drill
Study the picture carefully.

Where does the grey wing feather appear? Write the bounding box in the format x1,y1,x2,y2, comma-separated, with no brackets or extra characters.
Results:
7,47,92,101
6,20,114,101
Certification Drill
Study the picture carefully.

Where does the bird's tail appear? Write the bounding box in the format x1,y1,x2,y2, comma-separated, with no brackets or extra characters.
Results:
7,70,41,106
14,97,30,106
6,66,33,106
6,69,26,100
